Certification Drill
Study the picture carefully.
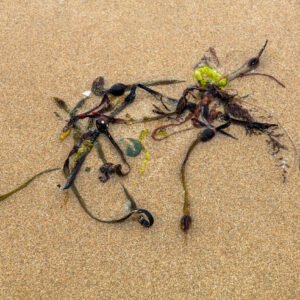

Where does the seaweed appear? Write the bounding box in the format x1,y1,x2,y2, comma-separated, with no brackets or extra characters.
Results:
54,91,157,227
146,40,297,233
54,77,185,227
0,168,60,202
63,153,153,227
58,77,183,187
1,41,297,236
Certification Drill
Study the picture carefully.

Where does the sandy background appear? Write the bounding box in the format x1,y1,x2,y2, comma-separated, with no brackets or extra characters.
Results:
0,1,299,299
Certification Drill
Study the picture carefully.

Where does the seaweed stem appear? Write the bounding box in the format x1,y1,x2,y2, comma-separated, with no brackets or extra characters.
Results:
0,168,60,202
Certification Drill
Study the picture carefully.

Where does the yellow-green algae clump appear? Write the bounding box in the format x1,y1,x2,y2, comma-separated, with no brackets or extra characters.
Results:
139,129,150,174
193,65,227,88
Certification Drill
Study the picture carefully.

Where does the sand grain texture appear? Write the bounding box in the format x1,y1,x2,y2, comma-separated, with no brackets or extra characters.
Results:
0,1,299,299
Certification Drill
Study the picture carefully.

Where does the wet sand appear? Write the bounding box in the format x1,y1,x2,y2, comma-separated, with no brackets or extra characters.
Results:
0,1,299,299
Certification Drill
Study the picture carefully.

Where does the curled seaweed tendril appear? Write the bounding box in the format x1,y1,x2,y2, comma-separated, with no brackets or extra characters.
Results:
63,159,153,227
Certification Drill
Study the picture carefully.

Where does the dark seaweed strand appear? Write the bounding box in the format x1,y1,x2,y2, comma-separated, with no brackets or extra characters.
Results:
104,130,130,174
127,79,184,105
110,84,179,117
152,112,194,141
121,184,154,227
224,100,254,123
0,168,60,202
63,151,91,190
105,79,182,124
137,79,185,88
237,72,286,88
95,78,183,97
76,94,111,119
96,125,131,182
160,89,204,137
54,96,94,189
63,130,99,190
180,138,200,233
59,95,110,189
63,165,153,227
63,166,131,224
226,40,269,82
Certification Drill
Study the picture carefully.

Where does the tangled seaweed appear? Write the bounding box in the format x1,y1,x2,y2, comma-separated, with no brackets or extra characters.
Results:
1,41,298,235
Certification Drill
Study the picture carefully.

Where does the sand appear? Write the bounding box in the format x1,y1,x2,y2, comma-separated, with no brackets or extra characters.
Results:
0,1,299,299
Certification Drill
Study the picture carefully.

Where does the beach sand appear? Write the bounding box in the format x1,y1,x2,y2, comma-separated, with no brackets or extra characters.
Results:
0,1,299,299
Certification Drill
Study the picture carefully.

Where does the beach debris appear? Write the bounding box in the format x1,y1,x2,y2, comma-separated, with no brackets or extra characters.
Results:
54,77,183,227
146,40,296,233
1,41,297,235
54,90,158,228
